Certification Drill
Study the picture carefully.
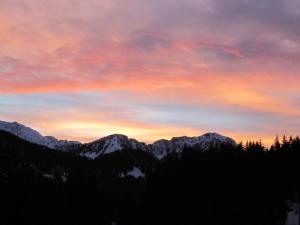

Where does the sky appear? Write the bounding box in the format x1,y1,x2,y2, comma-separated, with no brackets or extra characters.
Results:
0,0,300,144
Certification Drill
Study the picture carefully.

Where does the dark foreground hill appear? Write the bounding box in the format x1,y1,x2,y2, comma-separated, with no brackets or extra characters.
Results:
0,130,299,225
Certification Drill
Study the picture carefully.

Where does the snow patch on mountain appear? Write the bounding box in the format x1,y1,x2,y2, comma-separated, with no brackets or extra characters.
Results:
120,167,145,178
286,203,299,225
128,167,145,178
80,151,100,160
103,135,122,154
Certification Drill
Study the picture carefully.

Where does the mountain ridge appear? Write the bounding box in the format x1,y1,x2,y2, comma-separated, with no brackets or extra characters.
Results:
0,120,237,159
0,120,80,149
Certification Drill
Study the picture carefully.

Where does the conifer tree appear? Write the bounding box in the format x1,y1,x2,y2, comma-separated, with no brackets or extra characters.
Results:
274,135,281,151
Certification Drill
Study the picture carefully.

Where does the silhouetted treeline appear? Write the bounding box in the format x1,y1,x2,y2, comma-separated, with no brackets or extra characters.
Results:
143,136,299,225
0,130,299,225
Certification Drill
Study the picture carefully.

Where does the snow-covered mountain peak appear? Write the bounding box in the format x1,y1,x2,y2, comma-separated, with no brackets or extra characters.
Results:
202,132,228,138
199,132,235,142
78,134,149,159
151,132,237,159
0,120,80,149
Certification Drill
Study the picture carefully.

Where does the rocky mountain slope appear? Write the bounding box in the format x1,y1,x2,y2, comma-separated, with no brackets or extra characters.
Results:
151,133,237,159
0,120,79,149
73,134,149,159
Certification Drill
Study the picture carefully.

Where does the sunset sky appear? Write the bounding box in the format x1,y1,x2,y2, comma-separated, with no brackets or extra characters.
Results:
1,0,300,144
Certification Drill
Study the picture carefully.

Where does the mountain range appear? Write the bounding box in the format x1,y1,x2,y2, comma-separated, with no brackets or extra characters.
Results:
0,120,236,159
0,120,298,225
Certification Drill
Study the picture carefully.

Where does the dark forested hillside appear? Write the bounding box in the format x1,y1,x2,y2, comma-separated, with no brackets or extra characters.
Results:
0,130,299,225
0,130,154,225
143,142,299,225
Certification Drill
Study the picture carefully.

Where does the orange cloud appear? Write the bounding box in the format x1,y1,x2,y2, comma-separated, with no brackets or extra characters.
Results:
2,69,300,117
